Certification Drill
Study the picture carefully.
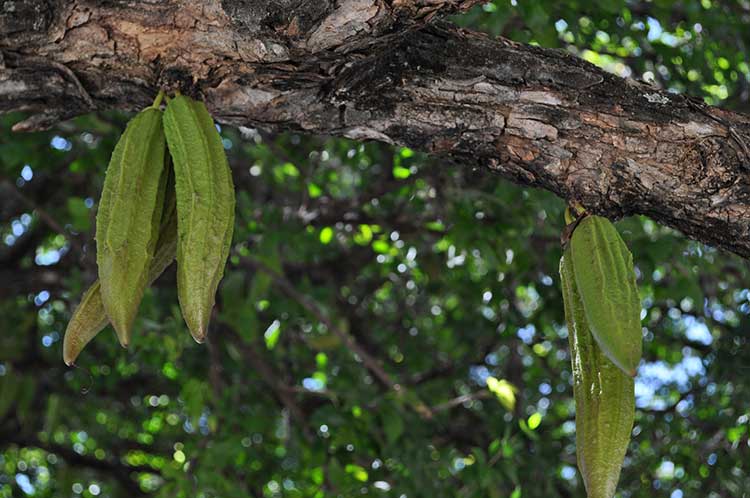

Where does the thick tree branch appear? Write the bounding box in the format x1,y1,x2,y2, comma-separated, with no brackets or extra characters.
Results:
3,1,750,256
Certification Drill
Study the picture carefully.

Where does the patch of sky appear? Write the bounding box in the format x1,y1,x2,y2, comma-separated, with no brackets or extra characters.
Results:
656,460,675,479
517,324,536,344
302,377,325,392
20,165,33,181
15,474,34,494
36,244,69,266
34,290,50,306
11,219,25,237
647,17,663,41
469,365,491,385
560,465,576,481
682,315,712,345
50,136,72,151
636,354,705,410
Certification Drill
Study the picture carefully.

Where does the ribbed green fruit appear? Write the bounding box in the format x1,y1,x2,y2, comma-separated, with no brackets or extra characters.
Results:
163,95,235,342
570,215,642,376
561,247,634,498
96,106,167,346
64,177,178,365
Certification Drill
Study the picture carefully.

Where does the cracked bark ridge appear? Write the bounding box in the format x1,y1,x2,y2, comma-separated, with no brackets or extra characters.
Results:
2,0,750,257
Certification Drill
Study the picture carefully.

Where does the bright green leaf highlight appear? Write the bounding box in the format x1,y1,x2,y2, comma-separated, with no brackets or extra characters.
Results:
308,183,322,198
319,227,334,244
393,166,411,179
528,412,542,430
282,162,299,177
399,147,414,158
353,224,373,245
372,239,390,253
487,377,517,412
345,464,368,482
264,319,281,350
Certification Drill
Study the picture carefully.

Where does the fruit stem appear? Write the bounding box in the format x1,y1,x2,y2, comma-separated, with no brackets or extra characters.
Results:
570,201,586,216
564,207,575,225
152,90,165,108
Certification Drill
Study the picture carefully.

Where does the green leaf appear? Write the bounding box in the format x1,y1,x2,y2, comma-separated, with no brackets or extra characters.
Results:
345,464,369,482
320,227,334,244
353,224,373,245
372,239,390,253
399,147,414,158
308,183,322,198
393,165,411,179
381,407,404,445
264,319,281,350
487,376,517,412
527,412,542,431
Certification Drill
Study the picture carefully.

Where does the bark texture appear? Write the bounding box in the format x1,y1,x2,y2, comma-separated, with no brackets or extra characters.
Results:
3,0,750,256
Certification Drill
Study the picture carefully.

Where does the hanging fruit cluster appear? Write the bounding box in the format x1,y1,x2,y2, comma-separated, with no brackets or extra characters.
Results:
63,93,235,365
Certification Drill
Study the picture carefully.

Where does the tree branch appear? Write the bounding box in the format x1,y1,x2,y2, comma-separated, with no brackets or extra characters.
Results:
2,1,750,257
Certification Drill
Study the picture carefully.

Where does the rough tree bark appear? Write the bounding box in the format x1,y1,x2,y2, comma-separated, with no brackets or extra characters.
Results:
3,1,750,256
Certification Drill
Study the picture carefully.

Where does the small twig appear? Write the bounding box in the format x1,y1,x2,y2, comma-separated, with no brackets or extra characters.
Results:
432,389,492,412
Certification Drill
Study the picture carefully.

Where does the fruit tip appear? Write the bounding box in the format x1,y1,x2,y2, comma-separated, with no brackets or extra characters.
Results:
190,329,206,344
187,316,209,344
111,321,131,349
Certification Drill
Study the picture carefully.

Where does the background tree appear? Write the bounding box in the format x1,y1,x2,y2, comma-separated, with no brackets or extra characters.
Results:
1,1,750,497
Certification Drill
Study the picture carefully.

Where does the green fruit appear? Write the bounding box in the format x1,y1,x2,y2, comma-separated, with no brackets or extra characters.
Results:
62,281,108,366
96,106,167,346
64,176,178,365
561,247,634,498
570,215,642,376
163,95,235,342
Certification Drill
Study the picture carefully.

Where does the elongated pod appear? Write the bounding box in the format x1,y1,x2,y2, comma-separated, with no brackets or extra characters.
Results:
163,95,235,342
561,248,634,498
96,106,167,346
64,177,178,365
570,215,642,376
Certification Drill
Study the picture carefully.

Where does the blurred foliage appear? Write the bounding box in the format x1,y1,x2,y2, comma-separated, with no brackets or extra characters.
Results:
457,0,750,107
2,1,750,498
